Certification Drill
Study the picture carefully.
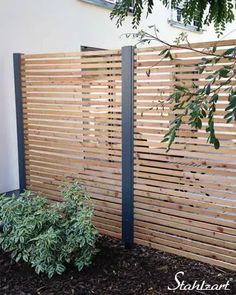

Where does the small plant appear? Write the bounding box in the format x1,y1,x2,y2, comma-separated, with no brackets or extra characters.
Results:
0,182,98,278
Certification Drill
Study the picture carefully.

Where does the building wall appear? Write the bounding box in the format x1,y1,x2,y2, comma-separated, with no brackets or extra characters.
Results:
139,1,236,43
0,0,235,193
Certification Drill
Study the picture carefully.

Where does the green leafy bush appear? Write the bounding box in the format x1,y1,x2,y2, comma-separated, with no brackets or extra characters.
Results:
0,183,98,278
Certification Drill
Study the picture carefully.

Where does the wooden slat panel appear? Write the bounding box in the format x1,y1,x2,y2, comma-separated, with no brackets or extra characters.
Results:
133,40,236,271
23,49,121,59
22,41,236,272
22,49,122,238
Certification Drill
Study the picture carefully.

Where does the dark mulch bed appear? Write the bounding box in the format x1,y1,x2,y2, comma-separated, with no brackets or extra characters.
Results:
0,236,235,295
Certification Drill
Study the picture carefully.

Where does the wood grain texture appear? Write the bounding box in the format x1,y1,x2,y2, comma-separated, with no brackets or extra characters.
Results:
133,40,236,271
22,49,122,237
22,40,236,271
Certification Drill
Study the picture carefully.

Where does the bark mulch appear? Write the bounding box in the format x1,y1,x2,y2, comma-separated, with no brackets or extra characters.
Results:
0,236,235,295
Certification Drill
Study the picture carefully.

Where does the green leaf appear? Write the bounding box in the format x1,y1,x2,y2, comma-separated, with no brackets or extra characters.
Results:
15,253,21,263
174,85,188,92
214,138,220,149
206,75,214,80
223,48,236,56
195,118,202,129
210,94,219,103
212,45,217,53
198,66,205,74
226,117,233,123
224,111,234,119
205,84,211,95
159,48,169,56
56,264,66,275
219,68,229,78
161,137,170,143
23,254,29,262
225,100,236,111
146,68,151,77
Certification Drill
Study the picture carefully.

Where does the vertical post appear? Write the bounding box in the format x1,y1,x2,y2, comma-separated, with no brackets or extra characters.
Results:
13,53,26,193
122,46,134,248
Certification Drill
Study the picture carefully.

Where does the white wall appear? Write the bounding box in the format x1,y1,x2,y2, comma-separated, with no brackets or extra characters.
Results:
0,0,134,193
0,0,235,193
138,1,236,44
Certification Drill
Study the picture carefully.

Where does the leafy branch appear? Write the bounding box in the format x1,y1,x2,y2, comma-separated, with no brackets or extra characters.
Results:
111,0,235,35
162,48,236,151
127,29,236,151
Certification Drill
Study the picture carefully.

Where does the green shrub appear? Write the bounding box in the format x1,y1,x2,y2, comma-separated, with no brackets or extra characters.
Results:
0,182,98,278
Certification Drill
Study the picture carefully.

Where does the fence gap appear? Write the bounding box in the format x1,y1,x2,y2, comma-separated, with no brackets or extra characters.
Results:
121,46,134,248
13,53,26,193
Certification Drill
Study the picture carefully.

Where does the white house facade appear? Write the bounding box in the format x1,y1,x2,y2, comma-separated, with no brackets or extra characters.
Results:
0,0,235,193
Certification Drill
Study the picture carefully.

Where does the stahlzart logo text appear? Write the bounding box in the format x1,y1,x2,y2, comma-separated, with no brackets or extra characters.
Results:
168,271,231,291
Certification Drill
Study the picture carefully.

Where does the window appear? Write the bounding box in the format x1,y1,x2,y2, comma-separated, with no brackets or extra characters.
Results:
80,0,134,12
169,4,202,32
104,0,116,3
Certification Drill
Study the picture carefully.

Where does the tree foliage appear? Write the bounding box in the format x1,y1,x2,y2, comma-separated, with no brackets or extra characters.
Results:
111,2,236,151
111,0,235,35
125,30,236,150
0,183,98,278
163,49,236,150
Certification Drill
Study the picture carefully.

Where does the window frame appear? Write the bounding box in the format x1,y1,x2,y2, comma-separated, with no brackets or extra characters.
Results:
168,4,203,33
80,0,134,12
80,0,116,10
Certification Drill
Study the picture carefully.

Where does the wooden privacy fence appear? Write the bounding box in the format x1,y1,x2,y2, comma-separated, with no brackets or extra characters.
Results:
16,49,123,238
14,39,236,271
133,40,236,271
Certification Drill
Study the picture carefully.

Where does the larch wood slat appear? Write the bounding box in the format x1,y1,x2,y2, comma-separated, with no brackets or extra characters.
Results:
133,40,236,271
22,49,122,238
22,40,236,271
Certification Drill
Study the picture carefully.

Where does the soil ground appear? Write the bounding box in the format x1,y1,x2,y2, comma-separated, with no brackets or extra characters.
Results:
0,236,235,295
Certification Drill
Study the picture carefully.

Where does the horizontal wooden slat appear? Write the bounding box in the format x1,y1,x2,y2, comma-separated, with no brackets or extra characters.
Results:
23,49,121,59
135,226,236,264
22,41,236,272
133,39,236,272
22,49,122,241
135,39,236,53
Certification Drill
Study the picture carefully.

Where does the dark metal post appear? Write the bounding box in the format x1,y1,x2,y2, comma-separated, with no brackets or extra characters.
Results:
121,46,134,248
13,53,26,193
